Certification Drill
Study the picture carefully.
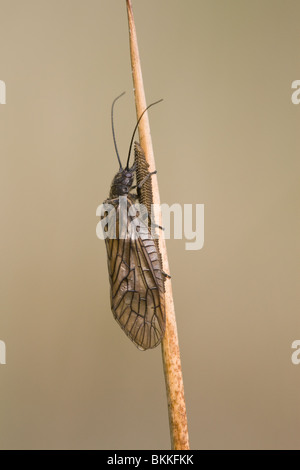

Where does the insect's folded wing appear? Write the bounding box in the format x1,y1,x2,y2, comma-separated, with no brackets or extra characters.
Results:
105,217,165,350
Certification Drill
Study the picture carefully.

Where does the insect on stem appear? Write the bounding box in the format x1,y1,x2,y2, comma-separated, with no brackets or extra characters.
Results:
101,96,167,351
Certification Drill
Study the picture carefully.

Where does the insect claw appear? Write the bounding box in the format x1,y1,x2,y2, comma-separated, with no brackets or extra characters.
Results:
162,270,171,279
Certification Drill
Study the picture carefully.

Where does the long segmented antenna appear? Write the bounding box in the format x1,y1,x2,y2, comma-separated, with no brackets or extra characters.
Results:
126,99,163,170
111,92,126,169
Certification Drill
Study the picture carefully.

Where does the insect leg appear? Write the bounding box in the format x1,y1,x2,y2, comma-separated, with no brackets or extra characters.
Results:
162,270,171,279
137,170,157,189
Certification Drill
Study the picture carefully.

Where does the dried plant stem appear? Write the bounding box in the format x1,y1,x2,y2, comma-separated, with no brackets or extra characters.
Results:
126,0,190,450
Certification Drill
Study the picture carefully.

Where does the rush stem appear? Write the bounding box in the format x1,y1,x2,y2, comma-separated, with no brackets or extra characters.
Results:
126,0,190,450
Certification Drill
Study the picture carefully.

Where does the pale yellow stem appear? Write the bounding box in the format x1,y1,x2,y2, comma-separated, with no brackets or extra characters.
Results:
126,0,190,450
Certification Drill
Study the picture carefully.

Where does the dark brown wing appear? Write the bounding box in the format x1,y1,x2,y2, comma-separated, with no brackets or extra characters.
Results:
134,141,154,218
104,197,165,350
134,141,165,282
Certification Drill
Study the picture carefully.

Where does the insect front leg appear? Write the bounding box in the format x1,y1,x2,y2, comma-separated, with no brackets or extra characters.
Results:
137,170,157,189
130,170,157,192
162,270,171,279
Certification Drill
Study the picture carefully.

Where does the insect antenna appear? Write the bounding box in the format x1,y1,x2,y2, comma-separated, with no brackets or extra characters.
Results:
111,92,126,170
126,99,163,170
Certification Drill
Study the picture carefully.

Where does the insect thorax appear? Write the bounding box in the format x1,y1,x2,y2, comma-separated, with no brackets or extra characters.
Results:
109,168,135,198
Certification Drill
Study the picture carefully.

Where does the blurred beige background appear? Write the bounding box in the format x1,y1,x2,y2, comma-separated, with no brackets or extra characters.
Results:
0,0,299,450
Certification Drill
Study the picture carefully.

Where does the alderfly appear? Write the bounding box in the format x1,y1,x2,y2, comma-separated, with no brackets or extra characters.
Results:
101,93,165,350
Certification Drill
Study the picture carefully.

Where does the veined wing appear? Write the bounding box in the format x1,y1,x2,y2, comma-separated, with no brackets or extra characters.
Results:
104,198,165,350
